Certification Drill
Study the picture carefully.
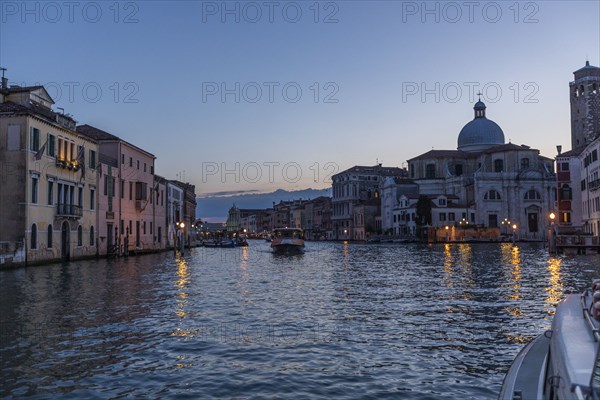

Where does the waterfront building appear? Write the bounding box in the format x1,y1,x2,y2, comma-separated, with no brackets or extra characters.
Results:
77,124,162,255
554,62,600,235
402,100,555,239
153,175,168,247
226,204,241,233
332,164,407,240
165,180,184,247
380,177,419,235
0,82,99,265
570,61,600,149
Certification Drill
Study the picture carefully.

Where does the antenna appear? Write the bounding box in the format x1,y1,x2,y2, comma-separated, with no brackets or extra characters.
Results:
0,67,6,79
57,107,64,114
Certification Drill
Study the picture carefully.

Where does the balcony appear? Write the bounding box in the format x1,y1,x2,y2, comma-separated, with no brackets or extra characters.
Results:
589,179,600,192
56,203,82,218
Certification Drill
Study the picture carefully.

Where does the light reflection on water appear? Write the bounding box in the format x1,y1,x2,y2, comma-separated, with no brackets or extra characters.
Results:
1,241,600,399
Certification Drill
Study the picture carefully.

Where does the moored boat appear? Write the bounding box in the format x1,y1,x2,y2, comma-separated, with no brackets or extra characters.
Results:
499,279,600,400
271,228,304,253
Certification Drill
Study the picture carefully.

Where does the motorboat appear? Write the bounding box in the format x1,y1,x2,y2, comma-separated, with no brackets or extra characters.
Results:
499,279,600,399
271,228,305,253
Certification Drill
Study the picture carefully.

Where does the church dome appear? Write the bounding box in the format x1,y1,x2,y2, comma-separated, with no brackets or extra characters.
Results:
457,100,505,152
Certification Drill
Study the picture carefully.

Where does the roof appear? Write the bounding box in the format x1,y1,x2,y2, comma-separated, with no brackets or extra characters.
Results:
408,149,474,161
5,85,45,94
483,143,537,153
77,124,120,141
77,124,156,159
334,164,407,177
0,100,79,132
558,147,585,158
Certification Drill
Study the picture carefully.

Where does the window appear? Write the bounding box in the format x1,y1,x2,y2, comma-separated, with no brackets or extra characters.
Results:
48,181,54,205
455,164,463,176
426,164,436,179
438,198,446,206
90,226,95,246
561,162,569,171
520,158,530,170
135,182,148,200
560,184,572,201
89,150,96,169
121,180,125,199
130,157,133,167
144,163,147,172
488,214,498,228
31,224,37,249
582,180,587,191
150,222,153,235
484,190,501,200
137,160,140,170
48,134,56,157
120,219,124,233
90,188,95,210
77,225,82,246
439,213,447,221
448,212,455,221
143,221,147,234
129,220,132,234
593,150,598,162
471,213,475,222
151,166,154,175
129,182,133,201
30,127,40,151
78,187,83,207
122,154,125,164
158,227,162,243
561,212,571,224
524,189,541,201
31,176,38,204
494,159,504,172
47,224,53,248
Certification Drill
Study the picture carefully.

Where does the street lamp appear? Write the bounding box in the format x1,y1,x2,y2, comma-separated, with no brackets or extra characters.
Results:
549,212,557,254
178,222,185,255
512,224,517,244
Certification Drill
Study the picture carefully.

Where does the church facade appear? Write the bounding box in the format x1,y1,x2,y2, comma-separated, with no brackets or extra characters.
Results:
385,99,556,239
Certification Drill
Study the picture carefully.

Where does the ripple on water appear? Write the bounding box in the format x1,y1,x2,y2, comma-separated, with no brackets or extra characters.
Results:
1,242,600,399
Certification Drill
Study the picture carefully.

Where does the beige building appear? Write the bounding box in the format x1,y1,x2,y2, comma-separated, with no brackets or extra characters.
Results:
0,83,99,265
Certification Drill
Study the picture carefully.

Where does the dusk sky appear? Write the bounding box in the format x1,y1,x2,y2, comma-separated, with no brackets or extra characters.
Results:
2,1,599,197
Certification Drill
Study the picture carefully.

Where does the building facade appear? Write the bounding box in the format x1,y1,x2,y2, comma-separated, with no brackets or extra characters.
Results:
332,164,407,240
400,100,555,239
0,84,99,265
78,124,164,255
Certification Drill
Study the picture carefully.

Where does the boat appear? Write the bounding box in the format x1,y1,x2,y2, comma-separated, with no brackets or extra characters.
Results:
499,279,600,400
271,228,305,253
203,239,235,248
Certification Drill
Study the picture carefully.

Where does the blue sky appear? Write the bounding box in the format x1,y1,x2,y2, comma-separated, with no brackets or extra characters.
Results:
2,1,599,196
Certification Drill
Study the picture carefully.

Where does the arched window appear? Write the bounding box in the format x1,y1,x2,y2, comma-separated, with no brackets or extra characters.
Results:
90,226,95,246
593,83,598,95
524,189,541,201
77,225,83,246
581,85,585,95
484,190,502,200
47,224,53,248
520,158,530,170
31,224,37,249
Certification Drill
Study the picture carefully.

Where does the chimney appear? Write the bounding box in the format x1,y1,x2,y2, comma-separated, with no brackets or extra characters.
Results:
0,67,7,91
556,145,562,155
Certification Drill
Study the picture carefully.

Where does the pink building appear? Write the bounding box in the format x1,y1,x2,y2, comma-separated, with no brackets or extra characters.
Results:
77,125,166,255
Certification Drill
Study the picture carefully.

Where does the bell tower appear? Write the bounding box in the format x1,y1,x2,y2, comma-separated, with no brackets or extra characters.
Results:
570,61,600,149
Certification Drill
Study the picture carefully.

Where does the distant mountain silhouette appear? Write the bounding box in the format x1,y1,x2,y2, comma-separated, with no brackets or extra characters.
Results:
197,188,332,222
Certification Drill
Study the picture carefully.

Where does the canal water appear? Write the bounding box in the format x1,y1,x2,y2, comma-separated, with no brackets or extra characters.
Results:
1,241,600,399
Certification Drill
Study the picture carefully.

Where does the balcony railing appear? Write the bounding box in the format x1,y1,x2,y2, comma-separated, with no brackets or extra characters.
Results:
56,203,82,218
589,179,600,192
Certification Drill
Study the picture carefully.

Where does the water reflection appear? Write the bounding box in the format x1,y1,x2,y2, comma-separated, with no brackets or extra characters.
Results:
2,242,600,399
546,257,563,313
